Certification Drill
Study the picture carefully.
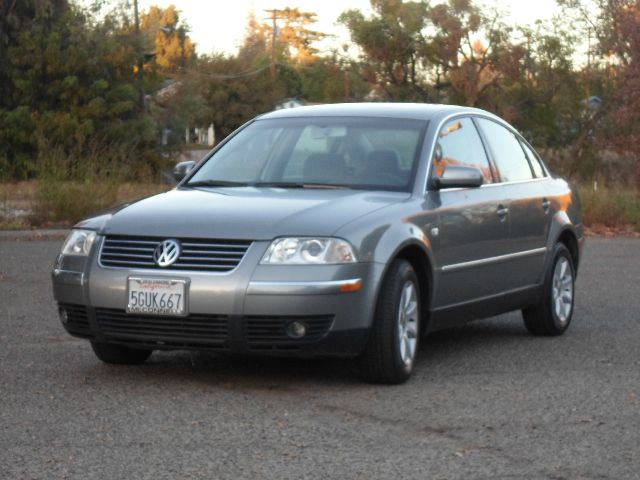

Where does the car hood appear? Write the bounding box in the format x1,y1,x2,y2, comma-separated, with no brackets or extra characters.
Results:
96,187,410,240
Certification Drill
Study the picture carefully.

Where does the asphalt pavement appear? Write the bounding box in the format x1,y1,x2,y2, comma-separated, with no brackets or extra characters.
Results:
1,236,639,479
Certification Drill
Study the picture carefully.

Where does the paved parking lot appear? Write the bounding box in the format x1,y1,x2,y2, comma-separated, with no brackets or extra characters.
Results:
1,236,639,479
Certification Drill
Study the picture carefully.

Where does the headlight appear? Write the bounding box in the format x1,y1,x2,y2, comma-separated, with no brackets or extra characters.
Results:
61,229,97,256
261,237,357,264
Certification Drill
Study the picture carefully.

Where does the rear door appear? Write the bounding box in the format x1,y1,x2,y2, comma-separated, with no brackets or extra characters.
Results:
475,117,551,288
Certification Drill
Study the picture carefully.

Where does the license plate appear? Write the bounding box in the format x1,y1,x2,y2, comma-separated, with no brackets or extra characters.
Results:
126,277,188,316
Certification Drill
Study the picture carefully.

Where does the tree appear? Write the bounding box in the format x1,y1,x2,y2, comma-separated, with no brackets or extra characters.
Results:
273,8,327,64
597,1,640,184
485,22,584,149
558,0,640,183
175,53,277,142
297,51,368,102
0,1,159,179
140,5,195,73
257,7,327,66
339,0,431,101
426,0,512,106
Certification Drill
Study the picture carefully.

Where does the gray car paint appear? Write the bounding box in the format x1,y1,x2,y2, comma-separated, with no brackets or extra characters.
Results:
52,103,584,356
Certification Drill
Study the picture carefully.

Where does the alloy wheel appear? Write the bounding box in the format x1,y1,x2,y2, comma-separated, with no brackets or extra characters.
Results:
552,257,573,323
397,281,419,365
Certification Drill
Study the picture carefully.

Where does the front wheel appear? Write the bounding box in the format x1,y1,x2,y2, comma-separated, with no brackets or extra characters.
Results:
522,243,575,336
358,259,421,384
91,341,153,365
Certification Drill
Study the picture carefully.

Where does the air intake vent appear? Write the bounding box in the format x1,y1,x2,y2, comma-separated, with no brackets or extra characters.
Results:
95,308,229,348
100,235,251,272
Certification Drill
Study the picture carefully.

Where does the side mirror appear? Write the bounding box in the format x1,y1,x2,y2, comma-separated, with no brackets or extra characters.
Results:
433,165,484,190
173,160,196,182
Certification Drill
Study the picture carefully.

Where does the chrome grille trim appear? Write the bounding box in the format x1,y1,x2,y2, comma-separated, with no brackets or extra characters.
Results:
99,235,252,272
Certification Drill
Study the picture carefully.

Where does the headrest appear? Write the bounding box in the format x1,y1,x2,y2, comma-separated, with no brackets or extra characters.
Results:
366,150,400,175
303,153,345,183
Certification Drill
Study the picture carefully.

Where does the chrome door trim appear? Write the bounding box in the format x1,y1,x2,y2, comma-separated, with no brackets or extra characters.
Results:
433,177,549,193
440,247,547,273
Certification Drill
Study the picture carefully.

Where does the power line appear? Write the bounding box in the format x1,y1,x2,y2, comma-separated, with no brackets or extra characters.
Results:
193,64,272,79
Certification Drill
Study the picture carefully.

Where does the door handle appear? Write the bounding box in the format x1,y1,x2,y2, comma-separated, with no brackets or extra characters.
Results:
497,205,509,220
542,198,551,213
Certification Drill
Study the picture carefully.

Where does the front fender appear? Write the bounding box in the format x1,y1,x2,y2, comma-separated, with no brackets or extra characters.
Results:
334,199,437,315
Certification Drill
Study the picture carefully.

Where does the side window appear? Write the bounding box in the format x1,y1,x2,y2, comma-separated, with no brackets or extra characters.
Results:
433,117,493,183
519,140,546,178
476,118,534,182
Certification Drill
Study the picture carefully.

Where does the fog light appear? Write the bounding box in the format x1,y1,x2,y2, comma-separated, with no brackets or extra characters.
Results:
287,321,307,338
59,307,69,325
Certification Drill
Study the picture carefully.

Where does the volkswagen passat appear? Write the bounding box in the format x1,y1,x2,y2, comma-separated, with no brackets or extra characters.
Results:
52,103,584,383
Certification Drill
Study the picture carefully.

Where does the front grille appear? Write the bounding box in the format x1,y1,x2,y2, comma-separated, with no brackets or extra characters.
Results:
244,315,334,350
99,235,252,272
95,308,229,348
58,303,92,338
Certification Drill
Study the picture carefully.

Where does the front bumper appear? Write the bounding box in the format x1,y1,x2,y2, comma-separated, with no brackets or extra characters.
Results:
52,239,382,358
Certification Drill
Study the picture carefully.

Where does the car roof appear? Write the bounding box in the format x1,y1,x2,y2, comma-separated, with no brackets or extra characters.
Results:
259,102,498,123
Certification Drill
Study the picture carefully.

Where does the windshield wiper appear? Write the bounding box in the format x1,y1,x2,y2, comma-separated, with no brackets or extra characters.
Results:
186,180,350,189
185,180,252,188
253,182,350,190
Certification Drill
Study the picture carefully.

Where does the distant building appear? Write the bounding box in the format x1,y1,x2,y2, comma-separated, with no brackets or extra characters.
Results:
275,97,306,110
585,96,602,110
185,125,215,146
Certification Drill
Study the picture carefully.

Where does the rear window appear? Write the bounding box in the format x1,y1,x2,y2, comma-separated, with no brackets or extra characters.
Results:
476,118,534,182
519,140,547,178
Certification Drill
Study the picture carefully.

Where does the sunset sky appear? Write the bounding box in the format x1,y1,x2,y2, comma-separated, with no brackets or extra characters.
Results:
134,0,562,55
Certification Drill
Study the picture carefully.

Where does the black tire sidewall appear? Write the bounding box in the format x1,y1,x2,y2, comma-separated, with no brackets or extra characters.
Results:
358,259,422,384
384,261,421,377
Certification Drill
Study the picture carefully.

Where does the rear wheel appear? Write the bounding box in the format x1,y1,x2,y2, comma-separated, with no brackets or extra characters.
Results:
522,243,575,336
359,259,421,384
91,341,153,365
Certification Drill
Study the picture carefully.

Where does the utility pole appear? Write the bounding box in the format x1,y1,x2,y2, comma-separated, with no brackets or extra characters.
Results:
342,44,350,100
586,26,592,99
264,9,284,81
134,0,144,110
344,69,350,100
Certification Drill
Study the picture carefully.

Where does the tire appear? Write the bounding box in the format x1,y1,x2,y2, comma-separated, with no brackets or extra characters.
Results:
359,259,421,384
90,341,153,365
522,243,575,336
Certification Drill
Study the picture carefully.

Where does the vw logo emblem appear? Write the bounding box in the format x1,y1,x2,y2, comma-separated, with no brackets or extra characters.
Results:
153,239,181,267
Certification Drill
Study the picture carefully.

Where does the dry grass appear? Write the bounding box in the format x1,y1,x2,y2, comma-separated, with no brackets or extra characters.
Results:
579,185,640,232
1,181,168,228
3,180,639,233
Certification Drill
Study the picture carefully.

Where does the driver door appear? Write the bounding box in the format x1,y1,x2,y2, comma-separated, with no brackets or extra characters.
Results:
428,117,511,310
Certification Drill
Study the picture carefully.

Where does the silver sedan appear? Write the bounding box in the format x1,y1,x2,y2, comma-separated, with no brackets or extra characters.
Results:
51,103,584,383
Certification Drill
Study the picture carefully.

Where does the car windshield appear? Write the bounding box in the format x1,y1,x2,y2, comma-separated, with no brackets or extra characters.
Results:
187,116,428,191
